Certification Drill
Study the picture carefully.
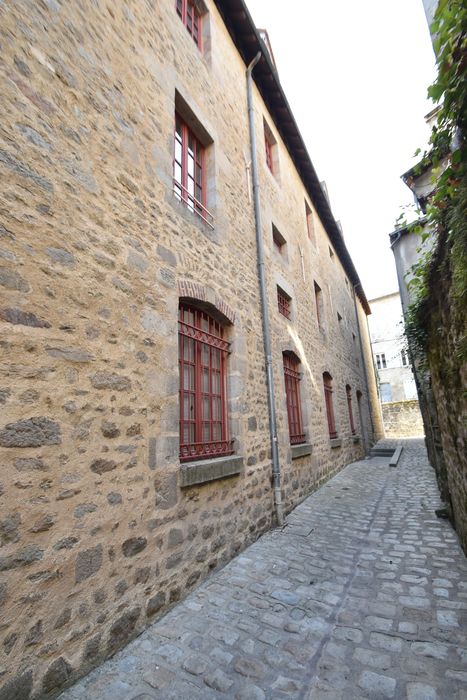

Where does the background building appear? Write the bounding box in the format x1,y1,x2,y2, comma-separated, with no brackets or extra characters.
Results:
0,1,382,696
368,292,423,437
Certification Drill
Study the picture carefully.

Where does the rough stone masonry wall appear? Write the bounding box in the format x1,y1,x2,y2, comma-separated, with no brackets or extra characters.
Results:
381,400,424,438
424,235,467,555
0,1,378,698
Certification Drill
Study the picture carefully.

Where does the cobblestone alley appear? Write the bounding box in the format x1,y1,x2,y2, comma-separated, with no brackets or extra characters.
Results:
59,439,467,700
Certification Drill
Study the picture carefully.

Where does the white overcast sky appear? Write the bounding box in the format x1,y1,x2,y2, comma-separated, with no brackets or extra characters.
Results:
245,0,437,300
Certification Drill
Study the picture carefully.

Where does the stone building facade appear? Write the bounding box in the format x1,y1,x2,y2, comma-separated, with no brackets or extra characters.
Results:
0,1,382,697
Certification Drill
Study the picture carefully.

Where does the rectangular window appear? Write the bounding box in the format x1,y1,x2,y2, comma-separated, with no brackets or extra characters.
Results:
329,246,335,260
179,303,232,461
265,134,273,172
176,0,202,49
352,332,359,367
283,354,305,444
346,385,356,435
376,353,387,370
401,349,408,366
272,223,286,253
337,311,343,323
314,281,324,327
277,286,291,319
305,201,315,245
173,114,213,226
323,373,337,439
263,119,278,176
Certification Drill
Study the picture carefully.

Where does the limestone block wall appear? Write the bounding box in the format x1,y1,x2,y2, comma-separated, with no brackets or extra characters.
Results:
0,1,378,697
381,400,425,438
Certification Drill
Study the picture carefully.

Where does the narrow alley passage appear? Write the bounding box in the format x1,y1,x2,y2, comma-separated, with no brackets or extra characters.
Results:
59,439,467,700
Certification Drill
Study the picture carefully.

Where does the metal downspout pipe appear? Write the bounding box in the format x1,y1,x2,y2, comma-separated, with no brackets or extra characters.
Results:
246,52,284,526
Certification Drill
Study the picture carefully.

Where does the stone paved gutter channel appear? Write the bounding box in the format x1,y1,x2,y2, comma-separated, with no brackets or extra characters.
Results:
58,438,467,700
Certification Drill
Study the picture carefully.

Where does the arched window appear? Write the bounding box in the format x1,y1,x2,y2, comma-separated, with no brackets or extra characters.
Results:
346,384,356,435
179,303,232,461
283,353,305,444
323,372,337,439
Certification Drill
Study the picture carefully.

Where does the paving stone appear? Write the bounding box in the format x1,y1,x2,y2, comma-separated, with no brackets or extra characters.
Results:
203,668,233,692
364,615,393,632
353,647,392,670
437,610,459,627
181,655,207,676
406,682,438,699
370,632,403,652
398,622,418,634
411,641,449,660
271,675,301,693
235,683,265,700
357,670,396,698
56,440,467,700
446,670,467,683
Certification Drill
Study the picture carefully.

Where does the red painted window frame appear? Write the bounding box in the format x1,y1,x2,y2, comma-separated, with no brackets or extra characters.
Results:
174,114,206,217
176,0,202,49
323,373,337,439
346,385,356,435
179,303,232,462
277,287,291,319
283,354,305,445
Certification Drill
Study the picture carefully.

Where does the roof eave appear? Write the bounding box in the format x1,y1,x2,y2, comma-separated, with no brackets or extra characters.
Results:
212,0,371,315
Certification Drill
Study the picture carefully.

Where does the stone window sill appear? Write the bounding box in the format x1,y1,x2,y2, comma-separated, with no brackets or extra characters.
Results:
291,443,313,460
180,455,243,487
330,437,342,448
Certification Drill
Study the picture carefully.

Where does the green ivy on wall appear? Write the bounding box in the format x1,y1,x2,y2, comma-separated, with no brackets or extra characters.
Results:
401,0,467,362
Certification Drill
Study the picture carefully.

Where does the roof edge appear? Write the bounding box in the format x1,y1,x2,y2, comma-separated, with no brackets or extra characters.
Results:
212,0,371,315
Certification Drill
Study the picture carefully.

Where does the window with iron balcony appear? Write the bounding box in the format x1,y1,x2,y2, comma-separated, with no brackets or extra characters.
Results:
277,286,291,319
176,0,202,49
179,303,233,462
283,353,305,445
173,113,213,227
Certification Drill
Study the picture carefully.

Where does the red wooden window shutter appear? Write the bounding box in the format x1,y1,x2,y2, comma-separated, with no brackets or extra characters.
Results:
283,353,305,445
